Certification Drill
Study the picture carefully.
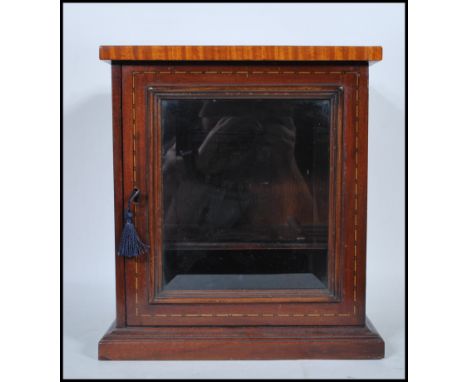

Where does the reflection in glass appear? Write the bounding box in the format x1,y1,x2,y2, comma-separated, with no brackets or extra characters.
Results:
160,99,330,291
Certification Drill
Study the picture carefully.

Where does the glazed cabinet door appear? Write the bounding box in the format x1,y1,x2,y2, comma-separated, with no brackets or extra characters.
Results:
118,63,369,326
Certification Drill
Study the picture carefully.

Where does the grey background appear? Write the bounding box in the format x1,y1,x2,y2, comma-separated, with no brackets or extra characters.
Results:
63,3,405,379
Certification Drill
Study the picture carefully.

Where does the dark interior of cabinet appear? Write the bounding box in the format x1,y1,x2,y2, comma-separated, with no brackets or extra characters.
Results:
159,98,331,291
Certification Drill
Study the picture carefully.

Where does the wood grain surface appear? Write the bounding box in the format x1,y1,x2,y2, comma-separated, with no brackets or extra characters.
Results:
99,46,382,62
99,319,384,360
99,57,384,359
117,64,367,325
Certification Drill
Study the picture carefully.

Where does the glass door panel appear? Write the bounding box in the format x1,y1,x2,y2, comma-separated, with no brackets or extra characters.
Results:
160,98,330,291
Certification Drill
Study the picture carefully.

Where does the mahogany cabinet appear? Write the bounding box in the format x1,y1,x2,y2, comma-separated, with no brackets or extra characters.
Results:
98,46,384,360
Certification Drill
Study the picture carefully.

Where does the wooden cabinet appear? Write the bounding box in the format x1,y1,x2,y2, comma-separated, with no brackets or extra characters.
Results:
98,46,384,360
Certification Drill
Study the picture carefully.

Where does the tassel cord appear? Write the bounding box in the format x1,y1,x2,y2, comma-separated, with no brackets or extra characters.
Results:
117,189,149,257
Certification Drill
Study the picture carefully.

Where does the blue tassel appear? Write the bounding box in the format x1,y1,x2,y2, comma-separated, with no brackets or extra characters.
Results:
118,208,149,258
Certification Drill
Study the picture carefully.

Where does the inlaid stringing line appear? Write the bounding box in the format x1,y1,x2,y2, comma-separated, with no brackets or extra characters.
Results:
130,70,360,318
137,313,352,318
353,73,360,314
132,74,136,186
132,72,138,317
128,70,352,76
135,260,138,316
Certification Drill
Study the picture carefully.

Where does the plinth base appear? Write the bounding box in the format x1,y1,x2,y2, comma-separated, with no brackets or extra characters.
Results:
98,318,384,360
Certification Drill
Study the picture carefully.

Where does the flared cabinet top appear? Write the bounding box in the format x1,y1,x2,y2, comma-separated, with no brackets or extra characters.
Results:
99,46,382,62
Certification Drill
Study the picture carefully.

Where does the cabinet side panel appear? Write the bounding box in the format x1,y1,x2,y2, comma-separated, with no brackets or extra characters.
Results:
111,64,126,327
356,64,369,321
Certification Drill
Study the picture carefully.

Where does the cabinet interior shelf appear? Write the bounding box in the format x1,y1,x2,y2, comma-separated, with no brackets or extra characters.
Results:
164,225,328,252
164,242,328,251
163,273,327,290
